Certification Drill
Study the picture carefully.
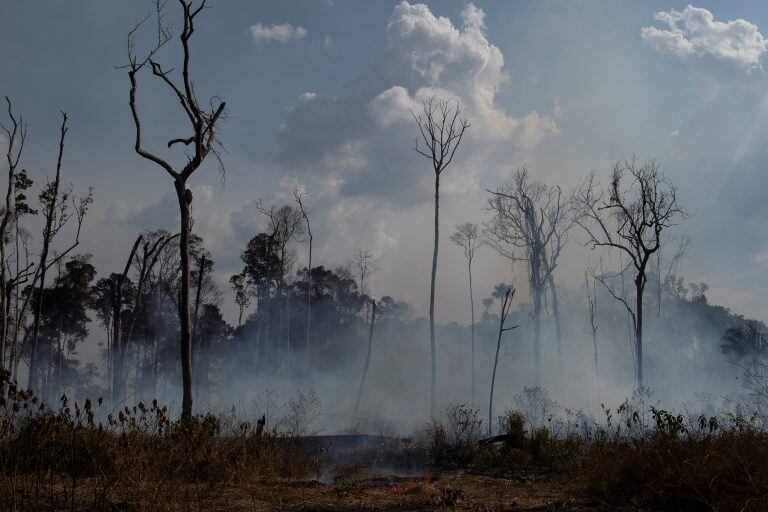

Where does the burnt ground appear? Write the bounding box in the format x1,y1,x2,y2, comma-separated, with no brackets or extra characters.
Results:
212,473,603,511
6,472,624,511
228,434,625,512
2,434,643,511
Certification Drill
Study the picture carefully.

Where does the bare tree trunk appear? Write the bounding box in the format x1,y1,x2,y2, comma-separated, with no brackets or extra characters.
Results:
0,97,25,372
468,259,475,405
429,174,439,418
635,275,645,389
489,313,502,435
489,288,516,435
9,224,23,380
305,242,311,380
294,187,312,382
112,236,141,406
0,169,12,370
354,300,376,416
586,272,600,403
547,273,563,390
56,319,63,398
531,277,542,389
175,180,193,420
191,254,205,381
592,321,600,402
112,289,122,406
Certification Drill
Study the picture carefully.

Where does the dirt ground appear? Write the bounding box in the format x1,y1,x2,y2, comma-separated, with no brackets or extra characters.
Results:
2,472,626,511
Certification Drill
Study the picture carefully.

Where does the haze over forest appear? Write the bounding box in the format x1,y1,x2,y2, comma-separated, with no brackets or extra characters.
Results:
2,0,768,425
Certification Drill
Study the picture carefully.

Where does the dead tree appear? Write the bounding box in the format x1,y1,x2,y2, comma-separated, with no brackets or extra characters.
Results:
111,235,143,406
293,187,313,379
450,222,482,405
485,167,568,388
411,97,470,417
572,158,685,389
124,0,226,419
28,113,92,390
584,269,600,403
0,97,27,370
539,185,572,385
489,287,517,434
354,299,376,416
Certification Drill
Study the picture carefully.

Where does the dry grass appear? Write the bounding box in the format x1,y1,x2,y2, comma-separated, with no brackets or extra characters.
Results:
0,370,320,511
3,374,768,511
579,416,768,511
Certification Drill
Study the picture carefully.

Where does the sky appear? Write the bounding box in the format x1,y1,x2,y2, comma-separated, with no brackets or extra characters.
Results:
2,0,768,327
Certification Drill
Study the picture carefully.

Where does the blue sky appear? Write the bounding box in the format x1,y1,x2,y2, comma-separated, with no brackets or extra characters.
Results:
2,1,768,324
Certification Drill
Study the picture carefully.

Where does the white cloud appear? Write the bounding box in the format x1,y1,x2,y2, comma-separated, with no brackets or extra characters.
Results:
641,5,767,72
323,35,334,49
277,1,558,206
249,22,306,44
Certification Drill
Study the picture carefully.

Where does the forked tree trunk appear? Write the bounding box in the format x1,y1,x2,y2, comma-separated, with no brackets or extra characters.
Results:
489,289,515,435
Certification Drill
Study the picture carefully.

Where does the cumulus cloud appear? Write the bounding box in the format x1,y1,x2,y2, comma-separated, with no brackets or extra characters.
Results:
641,5,767,72
276,1,558,206
249,22,306,44
323,35,334,48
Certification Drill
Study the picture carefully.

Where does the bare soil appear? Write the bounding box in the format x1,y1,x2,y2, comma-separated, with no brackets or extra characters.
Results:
5,472,618,511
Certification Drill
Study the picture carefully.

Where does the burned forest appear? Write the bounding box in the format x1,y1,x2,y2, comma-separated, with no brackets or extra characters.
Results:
2,1,768,511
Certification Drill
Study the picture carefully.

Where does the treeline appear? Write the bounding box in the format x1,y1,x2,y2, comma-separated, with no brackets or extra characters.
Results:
2,1,766,420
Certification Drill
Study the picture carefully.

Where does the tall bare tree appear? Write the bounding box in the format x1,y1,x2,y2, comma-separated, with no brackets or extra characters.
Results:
485,167,567,388
450,222,482,404
0,97,27,370
293,187,313,378
28,113,92,390
411,97,469,417
124,0,226,419
572,158,685,389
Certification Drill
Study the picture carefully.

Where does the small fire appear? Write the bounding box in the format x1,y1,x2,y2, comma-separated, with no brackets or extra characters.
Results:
388,474,433,494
